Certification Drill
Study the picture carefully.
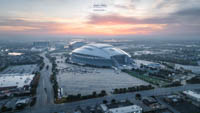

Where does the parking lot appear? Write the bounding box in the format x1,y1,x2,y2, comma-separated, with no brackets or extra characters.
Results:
0,64,38,75
52,53,149,96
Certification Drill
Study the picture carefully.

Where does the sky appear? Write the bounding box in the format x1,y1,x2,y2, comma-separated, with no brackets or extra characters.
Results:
0,0,200,39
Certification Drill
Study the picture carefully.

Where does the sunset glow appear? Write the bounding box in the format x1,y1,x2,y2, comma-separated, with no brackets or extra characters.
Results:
0,0,200,38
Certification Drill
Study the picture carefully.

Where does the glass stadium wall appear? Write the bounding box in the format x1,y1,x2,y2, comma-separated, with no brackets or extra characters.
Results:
112,55,133,66
70,53,113,67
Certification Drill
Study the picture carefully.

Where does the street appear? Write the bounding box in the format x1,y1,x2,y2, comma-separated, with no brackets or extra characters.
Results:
34,53,54,109
19,81,200,113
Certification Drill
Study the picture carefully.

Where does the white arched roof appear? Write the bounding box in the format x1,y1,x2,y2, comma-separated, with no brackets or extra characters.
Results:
71,43,131,59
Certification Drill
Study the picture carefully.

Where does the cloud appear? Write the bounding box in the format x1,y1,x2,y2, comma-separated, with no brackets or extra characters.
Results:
1,5,200,37
174,8,200,16
0,16,164,36
154,0,186,9
0,18,63,35
170,8,200,25
112,0,141,11
114,4,133,9
87,5,200,36
0,26,39,31
87,14,176,25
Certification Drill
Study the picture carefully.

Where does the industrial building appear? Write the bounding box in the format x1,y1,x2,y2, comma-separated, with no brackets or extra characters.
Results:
69,43,133,67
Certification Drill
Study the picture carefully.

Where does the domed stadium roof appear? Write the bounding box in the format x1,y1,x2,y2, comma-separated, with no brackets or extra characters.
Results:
71,43,131,59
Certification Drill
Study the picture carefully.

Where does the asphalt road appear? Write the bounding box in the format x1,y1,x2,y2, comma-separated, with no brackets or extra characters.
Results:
33,53,54,109
18,83,200,113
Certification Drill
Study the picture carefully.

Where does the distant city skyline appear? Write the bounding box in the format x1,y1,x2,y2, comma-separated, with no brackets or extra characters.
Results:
0,0,200,39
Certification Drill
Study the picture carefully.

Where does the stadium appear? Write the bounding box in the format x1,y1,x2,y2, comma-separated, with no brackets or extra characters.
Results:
69,43,133,67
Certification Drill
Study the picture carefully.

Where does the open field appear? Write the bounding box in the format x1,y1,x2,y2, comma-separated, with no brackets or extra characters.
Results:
52,53,149,96
124,70,170,86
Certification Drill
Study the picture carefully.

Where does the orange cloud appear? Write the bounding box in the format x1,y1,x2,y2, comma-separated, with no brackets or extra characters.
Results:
0,16,168,36
0,26,39,31
48,22,167,35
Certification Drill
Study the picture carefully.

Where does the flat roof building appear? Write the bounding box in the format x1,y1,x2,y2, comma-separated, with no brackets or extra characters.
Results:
0,74,34,90
183,90,200,102
100,104,142,113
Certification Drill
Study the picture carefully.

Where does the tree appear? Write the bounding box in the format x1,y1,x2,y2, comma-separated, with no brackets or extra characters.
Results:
125,99,130,103
100,90,107,96
77,94,81,99
1,106,7,112
111,99,116,104
114,88,119,94
92,91,97,97
103,100,108,104
135,93,142,100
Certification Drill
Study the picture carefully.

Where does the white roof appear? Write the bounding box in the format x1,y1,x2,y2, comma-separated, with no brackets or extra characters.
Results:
108,105,142,113
72,43,131,59
70,41,86,45
16,98,29,104
0,74,34,88
183,90,200,100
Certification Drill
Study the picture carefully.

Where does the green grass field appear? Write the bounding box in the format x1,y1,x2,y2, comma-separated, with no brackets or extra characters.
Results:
124,70,170,86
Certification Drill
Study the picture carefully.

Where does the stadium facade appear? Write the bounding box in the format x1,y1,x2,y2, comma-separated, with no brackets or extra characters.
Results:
69,43,133,67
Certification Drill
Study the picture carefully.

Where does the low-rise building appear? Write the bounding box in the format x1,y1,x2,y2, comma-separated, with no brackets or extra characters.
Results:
0,74,35,91
183,90,200,102
100,104,142,113
142,97,157,106
15,98,30,109
164,95,182,104
0,74,35,97
74,100,142,113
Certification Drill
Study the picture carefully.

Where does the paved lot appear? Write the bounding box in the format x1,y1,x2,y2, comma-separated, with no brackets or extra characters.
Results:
0,64,38,74
54,54,148,96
